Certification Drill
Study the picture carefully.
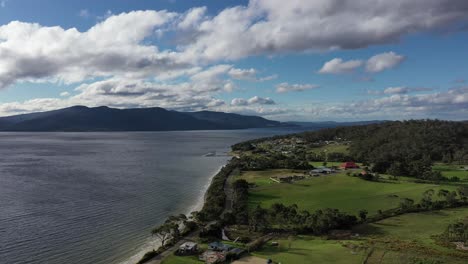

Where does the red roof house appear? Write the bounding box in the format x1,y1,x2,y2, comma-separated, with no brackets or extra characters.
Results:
341,162,359,169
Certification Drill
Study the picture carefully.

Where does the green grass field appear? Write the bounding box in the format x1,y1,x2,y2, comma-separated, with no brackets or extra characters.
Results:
354,207,468,263
237,171,457,215
235,169,308,187
355,207,468,244
309,143,350,155
253,235,365,264
433,163,468,180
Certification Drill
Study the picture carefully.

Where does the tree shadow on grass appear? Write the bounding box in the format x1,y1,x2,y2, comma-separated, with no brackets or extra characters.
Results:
353,224,388,236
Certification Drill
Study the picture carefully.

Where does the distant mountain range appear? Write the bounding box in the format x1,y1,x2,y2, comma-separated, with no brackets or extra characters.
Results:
0,106,287,131
0,106,387,132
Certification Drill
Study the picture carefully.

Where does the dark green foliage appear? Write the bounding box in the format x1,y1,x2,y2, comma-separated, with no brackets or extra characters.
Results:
301,120,468,179
327,152,352,162
151,214,189,246
249,205,269,232
458,186,468,203
232,141,255,151
199,221,222,239
232,179,249,224
359,209,368,221
238,154,312,170
255,203,358,235
441,220,468,243
399,198,415,211
199,158,240,222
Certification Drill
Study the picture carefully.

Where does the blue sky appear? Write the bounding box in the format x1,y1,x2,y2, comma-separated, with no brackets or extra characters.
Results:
0,0,467,121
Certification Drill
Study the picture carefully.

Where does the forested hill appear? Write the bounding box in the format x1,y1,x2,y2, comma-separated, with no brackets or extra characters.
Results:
301,120,468,163
233,120,468,179
0,106,287,131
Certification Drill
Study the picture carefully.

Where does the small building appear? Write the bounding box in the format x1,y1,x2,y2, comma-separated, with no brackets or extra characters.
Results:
208,241,232,252
310,166,335,174
177,242,198,255
341,162,359,169
199,250,226,264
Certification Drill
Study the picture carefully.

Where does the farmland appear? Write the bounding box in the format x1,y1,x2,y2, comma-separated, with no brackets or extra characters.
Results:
235,170,457,215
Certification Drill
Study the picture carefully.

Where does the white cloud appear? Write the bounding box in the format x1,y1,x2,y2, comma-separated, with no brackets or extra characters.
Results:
366,52,405,73
230,98,248,106
383,86,433,94
247,96,275,105
227,68,277,82
383,86,410,94
60,91,70,97
0,1,467,120
319,52,405,75
178,0,468,62
231,96,275,106
0,2,464,89
228,68,257,81
318,58,363,74
178,7,207,29
0,11,182,89
276,83,319,93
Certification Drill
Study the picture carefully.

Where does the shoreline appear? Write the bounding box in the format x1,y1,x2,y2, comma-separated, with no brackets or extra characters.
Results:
120,162,229,264
187,164,226,215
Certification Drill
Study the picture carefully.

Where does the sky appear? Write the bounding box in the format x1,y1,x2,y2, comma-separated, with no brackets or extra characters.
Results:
0,0,467,121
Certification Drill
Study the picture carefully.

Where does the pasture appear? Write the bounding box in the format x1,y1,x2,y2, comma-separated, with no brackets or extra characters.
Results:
236,171,457,215
253,235,365,264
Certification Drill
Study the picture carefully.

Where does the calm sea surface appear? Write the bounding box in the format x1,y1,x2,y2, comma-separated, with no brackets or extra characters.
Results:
0,129,304,264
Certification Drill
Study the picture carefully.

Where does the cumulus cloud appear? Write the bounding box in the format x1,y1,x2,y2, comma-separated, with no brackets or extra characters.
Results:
366,52,405,73
228,68,257,81
0,1,464,89
299,87,468,120
0,11,181,89
177,0,468,62
1,1,468,119
60,91,70,97
276,83,319,93
178,7,207,29
248,96,275,105
383,86,410,94
0,1,466,89
231,96,275,106
228,68,277,82
319,52,405,75
230,98,248,106
383,86,433,94
318,58,363,74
